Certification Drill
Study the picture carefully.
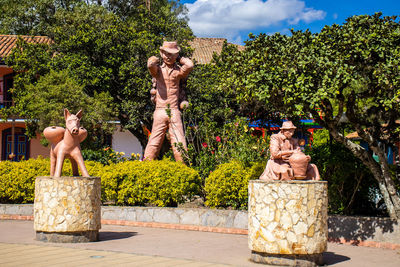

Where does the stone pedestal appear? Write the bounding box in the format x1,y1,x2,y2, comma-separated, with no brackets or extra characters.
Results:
34,176,101,243
248,180,328,267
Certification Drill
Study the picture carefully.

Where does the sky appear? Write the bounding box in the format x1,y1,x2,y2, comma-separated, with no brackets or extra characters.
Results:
180,0,400,44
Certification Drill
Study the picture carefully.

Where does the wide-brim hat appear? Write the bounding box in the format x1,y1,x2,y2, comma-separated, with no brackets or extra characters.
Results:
280,121,297,130
160,41,180,54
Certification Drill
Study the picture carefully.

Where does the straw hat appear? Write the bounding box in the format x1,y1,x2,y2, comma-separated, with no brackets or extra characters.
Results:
160,41,180,54
280,121,297,130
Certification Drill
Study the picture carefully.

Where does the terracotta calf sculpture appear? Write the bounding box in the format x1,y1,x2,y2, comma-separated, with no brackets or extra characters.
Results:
43,109,89,177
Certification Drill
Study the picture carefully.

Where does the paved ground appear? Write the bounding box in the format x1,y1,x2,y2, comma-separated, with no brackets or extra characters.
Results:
0,220,399,267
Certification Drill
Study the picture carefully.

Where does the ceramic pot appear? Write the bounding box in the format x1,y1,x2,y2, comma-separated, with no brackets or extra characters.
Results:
43,126,65,144
78,127,88,143
289,150,310,178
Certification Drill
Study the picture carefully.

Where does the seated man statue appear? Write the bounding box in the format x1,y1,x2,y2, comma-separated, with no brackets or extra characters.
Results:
260,121,320,181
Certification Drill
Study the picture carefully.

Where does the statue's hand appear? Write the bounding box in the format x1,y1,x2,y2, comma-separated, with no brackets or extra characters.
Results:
180,101,189,110
148,56,159,65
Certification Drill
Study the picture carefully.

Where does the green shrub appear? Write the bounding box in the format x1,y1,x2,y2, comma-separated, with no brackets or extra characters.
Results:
0,157,106,204
82,147,140,165
205,160,265,209
117,159,202,207
0,157,49,203
0,157,201,207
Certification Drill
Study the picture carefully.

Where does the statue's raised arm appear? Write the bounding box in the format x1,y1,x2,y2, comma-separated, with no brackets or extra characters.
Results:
144,41,193,163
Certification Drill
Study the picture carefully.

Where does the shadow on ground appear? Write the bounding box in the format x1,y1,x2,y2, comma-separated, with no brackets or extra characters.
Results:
328,216,398,245
323,252,350,265
99,231,137,241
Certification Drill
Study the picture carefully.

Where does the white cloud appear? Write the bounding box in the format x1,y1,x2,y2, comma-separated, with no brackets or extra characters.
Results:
185,0,326,42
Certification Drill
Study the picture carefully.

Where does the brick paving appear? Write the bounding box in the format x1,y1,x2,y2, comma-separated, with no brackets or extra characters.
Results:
0,243,228,267
1,220,400,267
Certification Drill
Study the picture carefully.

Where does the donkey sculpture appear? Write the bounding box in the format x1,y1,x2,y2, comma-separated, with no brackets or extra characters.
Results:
43,108,89,177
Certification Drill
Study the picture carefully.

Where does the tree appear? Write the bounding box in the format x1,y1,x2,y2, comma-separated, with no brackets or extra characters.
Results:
227,13,400,219
1,0,194,149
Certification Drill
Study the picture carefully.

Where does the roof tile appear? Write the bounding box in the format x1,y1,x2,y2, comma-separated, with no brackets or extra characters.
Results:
0,35,53,59
189,37,244,64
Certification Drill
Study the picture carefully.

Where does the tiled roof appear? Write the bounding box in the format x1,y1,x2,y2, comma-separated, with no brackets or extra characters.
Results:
0,35,53,59
0,35,242,65
189,37,244,64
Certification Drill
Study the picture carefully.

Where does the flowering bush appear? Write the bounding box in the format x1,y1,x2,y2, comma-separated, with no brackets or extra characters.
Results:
181,117,269,181
205,160,265,209
0,157,200,207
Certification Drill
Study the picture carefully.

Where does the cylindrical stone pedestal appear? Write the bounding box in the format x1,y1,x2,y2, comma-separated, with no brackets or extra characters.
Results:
248,180,328,267
34,176,101,243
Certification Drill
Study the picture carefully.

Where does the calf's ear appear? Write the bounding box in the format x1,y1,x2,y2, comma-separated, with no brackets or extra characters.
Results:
76,109,83,119
64,108,71,120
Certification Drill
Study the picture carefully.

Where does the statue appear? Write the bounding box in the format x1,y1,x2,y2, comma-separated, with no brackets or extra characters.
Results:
43,108,89,177
260,121,320,181
144,41,194,162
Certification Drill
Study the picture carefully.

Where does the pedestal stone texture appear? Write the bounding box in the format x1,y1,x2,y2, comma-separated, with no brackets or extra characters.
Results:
248,180,328,266
34,176,101,242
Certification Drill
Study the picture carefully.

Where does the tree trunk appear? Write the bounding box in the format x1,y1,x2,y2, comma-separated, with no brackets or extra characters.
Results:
327,124,400,220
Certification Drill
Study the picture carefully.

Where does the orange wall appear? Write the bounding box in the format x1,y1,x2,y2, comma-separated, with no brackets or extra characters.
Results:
0,122,49,160
0,67,13,77
30,133,50,158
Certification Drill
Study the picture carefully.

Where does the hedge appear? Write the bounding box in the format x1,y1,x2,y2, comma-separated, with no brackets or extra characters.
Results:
204,161,265,209
0,157,201,207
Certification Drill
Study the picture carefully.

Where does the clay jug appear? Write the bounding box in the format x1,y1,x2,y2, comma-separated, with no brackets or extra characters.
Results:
78,127,88,143
43,126,65,144
289,150,310,178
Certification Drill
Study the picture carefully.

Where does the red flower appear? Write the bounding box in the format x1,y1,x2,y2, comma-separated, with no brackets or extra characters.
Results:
202,142,208,148
216,136,221,142
211,150,215,155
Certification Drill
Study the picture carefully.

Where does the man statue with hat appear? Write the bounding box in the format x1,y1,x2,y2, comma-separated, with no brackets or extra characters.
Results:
143,41,194,162
260,121,320,180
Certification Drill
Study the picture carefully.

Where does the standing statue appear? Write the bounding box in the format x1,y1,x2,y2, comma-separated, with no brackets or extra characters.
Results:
260,121,320,181
144,41,194,162
43,108,89,177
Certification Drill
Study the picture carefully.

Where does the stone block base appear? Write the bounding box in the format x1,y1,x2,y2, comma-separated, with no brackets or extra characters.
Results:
248,180,328,256
34,176,101,243
251,251,324,267
36,230,99,243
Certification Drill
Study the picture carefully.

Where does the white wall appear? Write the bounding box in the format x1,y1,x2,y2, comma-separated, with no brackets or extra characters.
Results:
112,125,143,158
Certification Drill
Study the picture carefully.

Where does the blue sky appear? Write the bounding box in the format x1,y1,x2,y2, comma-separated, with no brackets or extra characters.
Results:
180,0,400,44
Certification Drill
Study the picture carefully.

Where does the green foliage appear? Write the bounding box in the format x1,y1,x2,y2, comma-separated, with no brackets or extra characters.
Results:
114,159,201,207
205,161,265,209
12,69,116,139
0,157,201,207
224,13,400,219
0,157,105,203
178,42,275,183
183,117,269,182
82,147,140,165
0,158,46,203
309,130,384,216
2,0,194,148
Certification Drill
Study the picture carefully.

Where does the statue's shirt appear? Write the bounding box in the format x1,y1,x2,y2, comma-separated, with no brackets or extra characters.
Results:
270,132,299,160
148,60,193,109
